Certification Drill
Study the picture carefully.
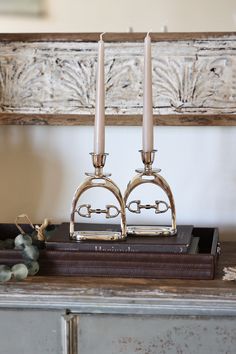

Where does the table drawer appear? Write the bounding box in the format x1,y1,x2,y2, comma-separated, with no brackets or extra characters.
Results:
65,314,236,354
0,309,64,354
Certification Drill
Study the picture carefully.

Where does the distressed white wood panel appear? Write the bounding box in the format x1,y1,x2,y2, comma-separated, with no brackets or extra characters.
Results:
0,35,236,123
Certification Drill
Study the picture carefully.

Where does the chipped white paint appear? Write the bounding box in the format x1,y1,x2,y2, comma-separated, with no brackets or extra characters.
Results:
223,266,236,280
0,38,236,116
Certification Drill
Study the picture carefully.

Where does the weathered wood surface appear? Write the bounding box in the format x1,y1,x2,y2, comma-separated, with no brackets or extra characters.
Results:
0,32,236,126
0,242,235,315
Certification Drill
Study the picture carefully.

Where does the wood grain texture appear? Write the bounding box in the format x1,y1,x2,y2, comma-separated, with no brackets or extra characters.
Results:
1,113,236,126
0,32,236,126
0,32,236,42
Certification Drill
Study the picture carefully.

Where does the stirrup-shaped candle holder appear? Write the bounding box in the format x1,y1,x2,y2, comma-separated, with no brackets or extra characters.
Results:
124,150,177,236
70,153,127,241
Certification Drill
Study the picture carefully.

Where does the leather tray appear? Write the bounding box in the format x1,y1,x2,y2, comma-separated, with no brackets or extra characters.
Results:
0,224,219,280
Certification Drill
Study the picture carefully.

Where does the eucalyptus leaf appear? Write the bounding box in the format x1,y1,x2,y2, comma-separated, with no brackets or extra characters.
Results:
0,265,12,282
15,234,32,249
26,261,39,276
12,264,28,280
23,245,39,261
4,238,14,249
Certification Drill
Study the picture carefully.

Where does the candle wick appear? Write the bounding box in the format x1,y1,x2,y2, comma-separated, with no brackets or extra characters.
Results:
100,32,106,41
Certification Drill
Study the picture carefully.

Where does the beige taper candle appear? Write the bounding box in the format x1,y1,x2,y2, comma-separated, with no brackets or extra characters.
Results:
94,33,105,155
142,32,154,152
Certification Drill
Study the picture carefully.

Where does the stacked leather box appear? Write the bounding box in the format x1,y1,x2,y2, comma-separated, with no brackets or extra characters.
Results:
42,223,219,280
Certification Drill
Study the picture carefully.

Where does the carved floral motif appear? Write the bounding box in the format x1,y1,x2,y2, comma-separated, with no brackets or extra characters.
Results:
0,40,235,116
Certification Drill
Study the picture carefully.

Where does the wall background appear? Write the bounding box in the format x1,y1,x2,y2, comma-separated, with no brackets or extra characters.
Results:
0,0,236,240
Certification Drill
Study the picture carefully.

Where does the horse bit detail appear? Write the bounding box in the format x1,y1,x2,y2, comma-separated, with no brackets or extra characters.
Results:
127,200,170,214
76,204,120,219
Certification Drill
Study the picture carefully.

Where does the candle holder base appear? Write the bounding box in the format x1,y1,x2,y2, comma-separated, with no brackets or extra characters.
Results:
127,225,176,237
124,150,177,237
70,153,127,241
70,230,123,241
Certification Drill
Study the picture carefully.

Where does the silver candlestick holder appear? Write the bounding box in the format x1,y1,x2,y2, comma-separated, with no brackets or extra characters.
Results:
124,150,177,236
70,153,127,241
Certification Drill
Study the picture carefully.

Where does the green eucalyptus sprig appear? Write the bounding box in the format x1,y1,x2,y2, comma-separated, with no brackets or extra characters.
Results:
0,214,53,282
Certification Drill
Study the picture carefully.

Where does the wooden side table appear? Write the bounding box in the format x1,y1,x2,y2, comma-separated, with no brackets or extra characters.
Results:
0,242,235,354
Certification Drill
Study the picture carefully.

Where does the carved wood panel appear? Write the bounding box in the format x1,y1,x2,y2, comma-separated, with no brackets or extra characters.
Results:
0,33,235,125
